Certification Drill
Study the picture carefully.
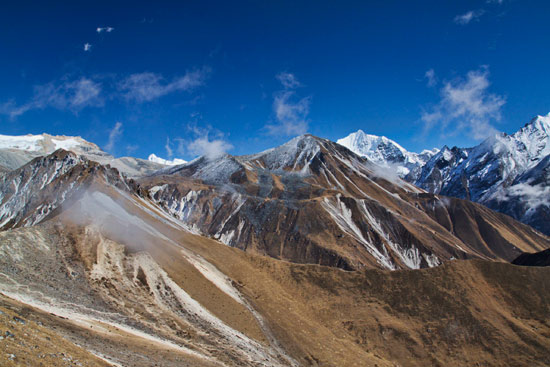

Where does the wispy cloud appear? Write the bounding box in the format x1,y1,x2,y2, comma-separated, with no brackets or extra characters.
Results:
177,124,233,160
265,72,311,136
126,144,139,154
276,72,302,89
105,122,123,152
1,66,209,118
421,67,505,140
165,136,173,158
1,77,103,118
118,67,210,103
96,26,114,33
425,69,437,87
454,9,485,25
84,43,92,52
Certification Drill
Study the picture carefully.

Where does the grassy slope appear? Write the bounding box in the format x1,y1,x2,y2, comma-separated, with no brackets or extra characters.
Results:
177,230,550,367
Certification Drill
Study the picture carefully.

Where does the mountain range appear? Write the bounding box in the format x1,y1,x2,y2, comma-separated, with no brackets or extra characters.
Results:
338,113,550,235
0,120,549,366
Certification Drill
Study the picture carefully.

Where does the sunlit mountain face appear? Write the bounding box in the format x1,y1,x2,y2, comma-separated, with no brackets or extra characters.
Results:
2,2,550,366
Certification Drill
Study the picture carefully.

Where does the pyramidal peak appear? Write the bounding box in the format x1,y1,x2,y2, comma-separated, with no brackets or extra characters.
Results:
337,129,438,177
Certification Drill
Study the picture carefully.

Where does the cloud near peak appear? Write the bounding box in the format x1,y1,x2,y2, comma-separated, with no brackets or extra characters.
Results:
265,72,311,136
421,67,505,140
105,121,123,152
177,125,233,160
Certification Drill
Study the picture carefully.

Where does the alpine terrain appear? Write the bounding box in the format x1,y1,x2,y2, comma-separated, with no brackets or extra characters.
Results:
0,131,549,366
338,113,550,236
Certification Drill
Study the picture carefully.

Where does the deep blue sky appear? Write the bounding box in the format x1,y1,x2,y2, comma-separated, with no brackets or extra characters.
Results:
1,0,549,160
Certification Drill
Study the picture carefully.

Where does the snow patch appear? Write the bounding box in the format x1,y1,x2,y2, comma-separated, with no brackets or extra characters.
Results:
148,154,187,166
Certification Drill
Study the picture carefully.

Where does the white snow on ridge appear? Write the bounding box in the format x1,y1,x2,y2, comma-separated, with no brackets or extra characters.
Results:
148,153,187,166
51,137,82,151
0,134,44,151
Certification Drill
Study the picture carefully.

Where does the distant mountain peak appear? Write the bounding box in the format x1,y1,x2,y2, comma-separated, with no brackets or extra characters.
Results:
147,153,187,166
0,133,165,177
337,130,438,178
0,133,101,154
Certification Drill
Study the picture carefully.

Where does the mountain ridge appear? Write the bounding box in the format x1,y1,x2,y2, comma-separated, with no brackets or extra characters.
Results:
337,113,550,235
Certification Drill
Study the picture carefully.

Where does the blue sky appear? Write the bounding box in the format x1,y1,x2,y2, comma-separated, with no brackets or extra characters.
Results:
1,0,549,160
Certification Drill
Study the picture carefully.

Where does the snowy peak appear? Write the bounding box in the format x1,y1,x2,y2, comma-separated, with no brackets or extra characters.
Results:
337,130,438,177
510,113,550,163
244,134,325,171
337,130,407,164
148,153,187,166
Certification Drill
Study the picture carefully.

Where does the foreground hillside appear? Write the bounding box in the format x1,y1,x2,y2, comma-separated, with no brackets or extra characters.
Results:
1,214,549,366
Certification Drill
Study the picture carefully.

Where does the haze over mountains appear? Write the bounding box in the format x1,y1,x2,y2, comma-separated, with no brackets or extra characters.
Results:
0,116,549,366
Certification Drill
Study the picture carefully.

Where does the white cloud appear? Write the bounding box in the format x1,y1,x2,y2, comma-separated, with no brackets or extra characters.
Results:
165,136,173,158
84,43,92,51
97,27,114,33
187,136,233,160
105,122,123,152
118,67,210,102
493,182,550,216
265,72,311,136
454,10,485,25
276,72,302,89
1,68,208,118
1,77,103,118
177,125,233,160
421,67,505,140
425,69,437,87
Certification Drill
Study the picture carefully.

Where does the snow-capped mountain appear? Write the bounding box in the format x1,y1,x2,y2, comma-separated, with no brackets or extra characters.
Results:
148,153,187,166
412,113,550,234
337,130,438,177
0,133,166,177
337,114,550,235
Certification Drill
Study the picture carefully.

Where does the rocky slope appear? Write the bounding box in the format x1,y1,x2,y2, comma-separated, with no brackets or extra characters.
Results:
0,149,130,230
141,134,549,271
